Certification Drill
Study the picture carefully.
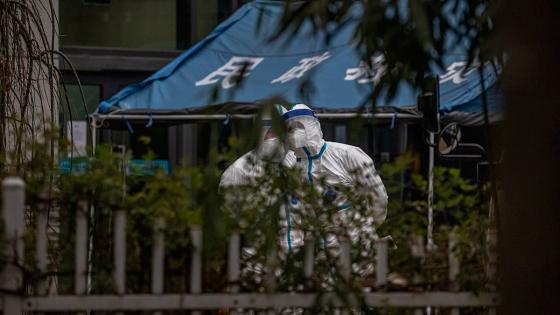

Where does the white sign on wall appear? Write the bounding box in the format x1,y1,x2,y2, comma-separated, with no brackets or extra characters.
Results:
67,121,87,157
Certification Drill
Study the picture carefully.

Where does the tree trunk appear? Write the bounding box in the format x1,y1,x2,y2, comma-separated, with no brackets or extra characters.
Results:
499,1,560,314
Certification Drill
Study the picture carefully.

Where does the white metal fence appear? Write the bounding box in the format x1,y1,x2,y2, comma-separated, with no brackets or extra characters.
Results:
0,177,499,313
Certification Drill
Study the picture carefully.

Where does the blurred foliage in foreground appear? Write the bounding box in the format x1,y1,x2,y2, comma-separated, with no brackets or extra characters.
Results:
0,128,493,314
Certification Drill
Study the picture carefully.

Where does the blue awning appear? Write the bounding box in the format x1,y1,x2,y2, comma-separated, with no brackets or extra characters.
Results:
97,0,502,125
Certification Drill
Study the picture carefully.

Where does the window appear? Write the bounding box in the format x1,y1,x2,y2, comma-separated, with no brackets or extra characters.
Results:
60,0,247,51
60,0,183,50
60,84,101,123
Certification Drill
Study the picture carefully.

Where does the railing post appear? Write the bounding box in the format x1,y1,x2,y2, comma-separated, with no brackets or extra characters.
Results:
152,217,165,294
411,235,425,315
228,231,240,292
152,217,165,315
228,231,240,315
36,189,49,295
75,200,89,295
375,239,388,289
264,242,278,293
304,235,315,281
449,230,460,315
486,228,497,315
339,236,353,315
190,227,203,315
113,210,126,294
339,236,351,282
1,177,26,314
265,240,278,315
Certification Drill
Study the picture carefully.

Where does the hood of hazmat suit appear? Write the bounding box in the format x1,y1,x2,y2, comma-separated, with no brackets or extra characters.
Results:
219,104,295,188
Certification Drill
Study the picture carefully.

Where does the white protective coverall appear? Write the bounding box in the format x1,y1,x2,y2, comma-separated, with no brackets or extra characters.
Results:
282,104,388,260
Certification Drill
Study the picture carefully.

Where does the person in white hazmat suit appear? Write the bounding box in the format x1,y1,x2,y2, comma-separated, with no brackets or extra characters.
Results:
219,105,298,290
282,103,388,278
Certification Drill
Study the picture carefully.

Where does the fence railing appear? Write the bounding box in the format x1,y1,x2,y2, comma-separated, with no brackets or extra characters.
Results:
0,177,499,313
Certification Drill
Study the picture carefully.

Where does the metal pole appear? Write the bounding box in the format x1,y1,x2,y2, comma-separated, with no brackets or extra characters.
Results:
92,112,422,122
427,132,436,251
90,116,97,155
1,177,26,314
87,118,96,298
87,205,95,295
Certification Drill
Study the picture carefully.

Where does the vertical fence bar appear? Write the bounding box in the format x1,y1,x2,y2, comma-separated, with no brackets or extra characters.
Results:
152,217,165,315
339,237,351,281
36,195,49,295
264,242,278,315
264,243,278,293
190,227,203,315
449,231,460,315
228,232,240,292
75,200,89,295
304,235,315,280
114,210,126,294
304,235,316,315
190,227,202,293
339,237,352,315
152,217,165,294
411,235,425,315
1,177,25,314
486,228,497,315
375,239,388,288
228,232,240,315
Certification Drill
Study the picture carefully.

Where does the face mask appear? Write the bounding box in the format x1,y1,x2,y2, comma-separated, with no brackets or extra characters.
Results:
287,128,307,150
257,138,285,161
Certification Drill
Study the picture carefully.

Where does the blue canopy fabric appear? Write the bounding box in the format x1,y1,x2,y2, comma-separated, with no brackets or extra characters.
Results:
97,0,502,125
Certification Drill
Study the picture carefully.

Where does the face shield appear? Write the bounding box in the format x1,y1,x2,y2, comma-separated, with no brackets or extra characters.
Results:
282,104,323,151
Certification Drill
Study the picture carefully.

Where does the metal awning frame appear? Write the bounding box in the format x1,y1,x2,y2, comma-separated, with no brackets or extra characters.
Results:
91,112,422,122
